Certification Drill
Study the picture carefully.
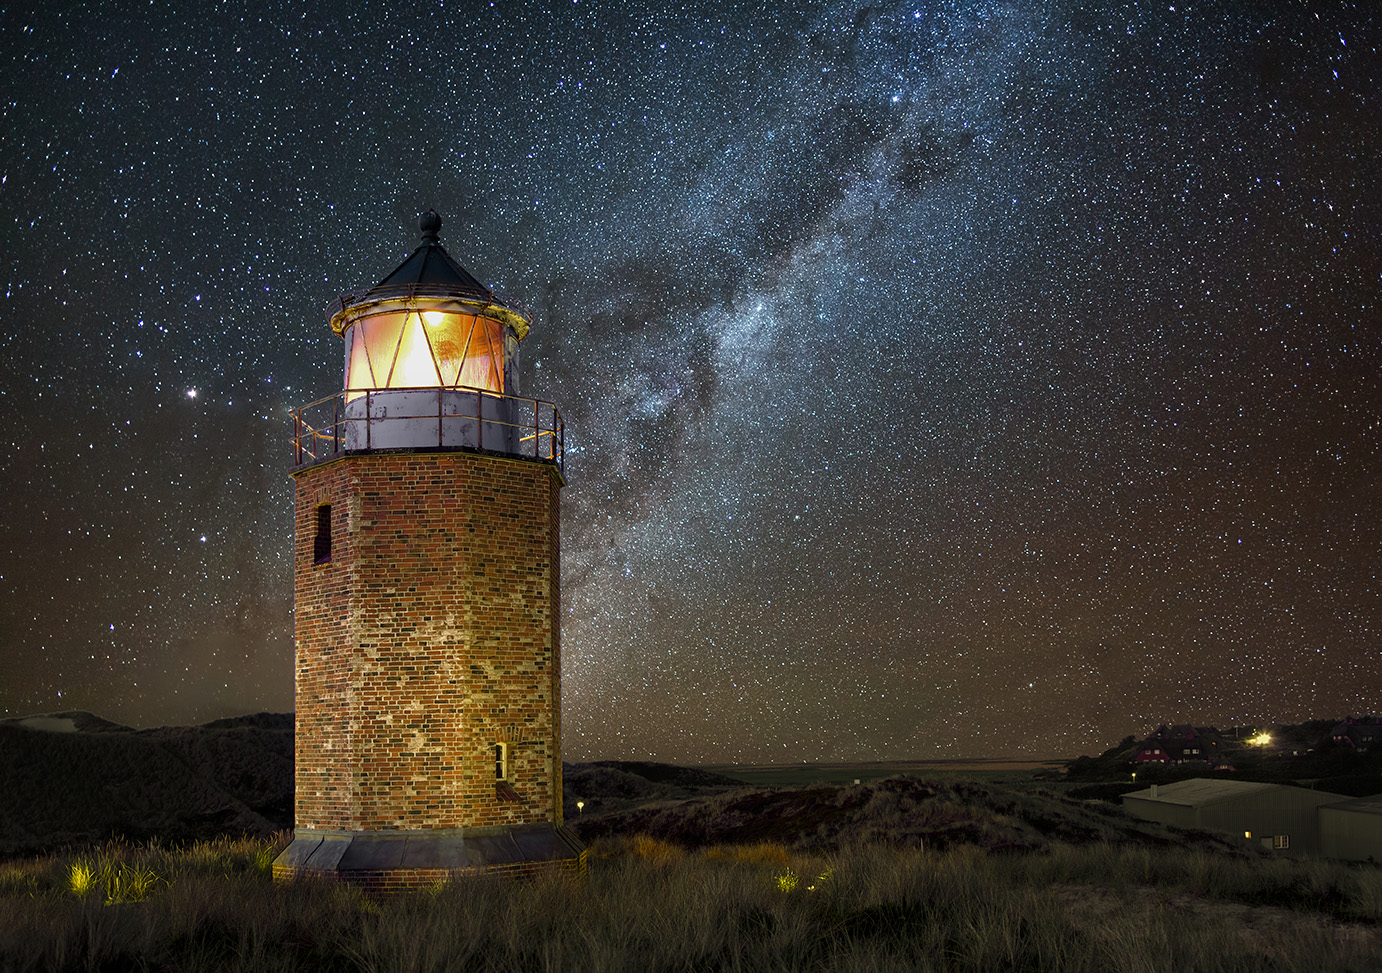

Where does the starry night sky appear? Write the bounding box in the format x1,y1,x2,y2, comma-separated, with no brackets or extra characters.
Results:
2,1,1378,762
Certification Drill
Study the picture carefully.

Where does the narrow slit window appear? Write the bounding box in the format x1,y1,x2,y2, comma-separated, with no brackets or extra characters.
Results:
313,504,332,564
495,742,509,781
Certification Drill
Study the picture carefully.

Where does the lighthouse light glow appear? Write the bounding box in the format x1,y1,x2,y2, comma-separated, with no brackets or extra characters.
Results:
343,308,508,402
391,314,441,387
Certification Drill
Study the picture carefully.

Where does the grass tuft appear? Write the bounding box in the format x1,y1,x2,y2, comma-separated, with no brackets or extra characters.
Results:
66,861,98,898
624,833,686,865
774,867,799,892
105,862,162,904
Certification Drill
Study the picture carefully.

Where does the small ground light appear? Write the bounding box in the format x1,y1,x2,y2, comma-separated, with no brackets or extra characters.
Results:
577,801,584,815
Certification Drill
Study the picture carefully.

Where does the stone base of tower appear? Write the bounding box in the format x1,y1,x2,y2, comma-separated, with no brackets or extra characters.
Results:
272,824,587,893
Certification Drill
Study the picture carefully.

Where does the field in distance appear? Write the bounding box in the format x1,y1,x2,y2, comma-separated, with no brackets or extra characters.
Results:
699,759,1062,787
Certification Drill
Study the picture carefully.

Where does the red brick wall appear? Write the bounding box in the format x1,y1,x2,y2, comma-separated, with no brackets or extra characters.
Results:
293,451,564,832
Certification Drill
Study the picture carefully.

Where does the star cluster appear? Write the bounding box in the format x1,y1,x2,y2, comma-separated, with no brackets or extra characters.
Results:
1,1,1378,761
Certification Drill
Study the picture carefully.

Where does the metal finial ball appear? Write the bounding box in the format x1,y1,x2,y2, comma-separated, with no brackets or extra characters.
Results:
420,209,442,243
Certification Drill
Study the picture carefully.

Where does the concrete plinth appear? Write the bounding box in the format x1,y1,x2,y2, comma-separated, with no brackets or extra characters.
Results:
273,823,587,892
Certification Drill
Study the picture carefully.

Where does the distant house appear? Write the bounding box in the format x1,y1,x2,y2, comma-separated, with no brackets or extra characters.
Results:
1319,795,1382,862
1134,725,1229,767
1134,744,1173,765
1330,717,1382,750
1122,779,1349,855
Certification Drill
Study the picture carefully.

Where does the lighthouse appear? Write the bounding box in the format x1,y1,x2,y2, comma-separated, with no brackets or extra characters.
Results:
272,211,585,891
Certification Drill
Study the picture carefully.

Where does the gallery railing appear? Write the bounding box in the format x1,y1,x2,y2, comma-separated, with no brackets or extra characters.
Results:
290,387,564,474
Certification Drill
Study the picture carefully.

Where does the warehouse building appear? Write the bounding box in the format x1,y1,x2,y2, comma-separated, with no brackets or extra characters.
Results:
1122,779,1349,856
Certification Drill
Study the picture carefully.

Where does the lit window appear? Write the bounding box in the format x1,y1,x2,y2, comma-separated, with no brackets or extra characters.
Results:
495,742,509,781
313,504,332,564
1273,835,1290,850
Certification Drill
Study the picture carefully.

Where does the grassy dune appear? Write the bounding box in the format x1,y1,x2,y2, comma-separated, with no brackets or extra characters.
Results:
0,714,293,857
2,831,1380,971
566,775,1249,855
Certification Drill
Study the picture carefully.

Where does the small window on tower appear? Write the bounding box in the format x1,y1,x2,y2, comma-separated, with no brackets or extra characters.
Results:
495,742,510,781
313,504,332,564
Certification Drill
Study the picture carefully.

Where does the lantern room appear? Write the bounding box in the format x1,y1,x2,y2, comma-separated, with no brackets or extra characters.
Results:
331,210,528,402
293,211,563,467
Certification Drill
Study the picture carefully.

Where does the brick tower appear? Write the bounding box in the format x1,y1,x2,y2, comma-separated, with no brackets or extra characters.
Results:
273,211,585,891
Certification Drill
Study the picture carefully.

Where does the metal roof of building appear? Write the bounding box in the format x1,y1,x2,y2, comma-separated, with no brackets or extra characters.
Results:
1321,794,1382,815
1124,778,1282,807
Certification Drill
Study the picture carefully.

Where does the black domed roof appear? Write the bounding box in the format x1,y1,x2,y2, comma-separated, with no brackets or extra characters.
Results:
368,209,492,301
327,210,531,338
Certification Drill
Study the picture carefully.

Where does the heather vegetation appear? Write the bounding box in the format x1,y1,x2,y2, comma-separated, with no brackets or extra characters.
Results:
568,775,1245,855
2,821,1381,970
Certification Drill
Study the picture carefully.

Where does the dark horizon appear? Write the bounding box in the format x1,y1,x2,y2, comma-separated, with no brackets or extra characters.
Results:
3,706,1362,768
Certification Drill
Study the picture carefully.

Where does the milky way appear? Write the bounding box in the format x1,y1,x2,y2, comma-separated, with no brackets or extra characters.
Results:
2,2,1378,761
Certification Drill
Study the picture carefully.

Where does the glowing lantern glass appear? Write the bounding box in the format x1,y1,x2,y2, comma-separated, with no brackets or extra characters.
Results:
340,306,513,403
